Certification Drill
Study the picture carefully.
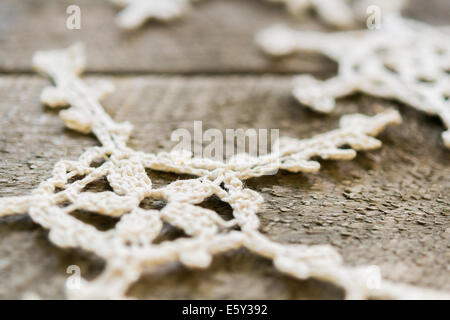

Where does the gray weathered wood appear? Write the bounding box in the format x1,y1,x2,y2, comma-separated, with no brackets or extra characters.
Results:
0,0,448,74
1,76,449,298
1,0,449,300
0,0,331,74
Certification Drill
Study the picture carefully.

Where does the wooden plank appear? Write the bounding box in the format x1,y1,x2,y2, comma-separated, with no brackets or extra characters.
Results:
0,0,331,74
1,75,449,298
0,0,447,74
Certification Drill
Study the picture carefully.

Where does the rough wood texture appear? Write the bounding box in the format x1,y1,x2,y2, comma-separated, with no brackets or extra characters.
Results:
0,0,449,299
0,0,333,74
0,0,447,74
1,76,449,299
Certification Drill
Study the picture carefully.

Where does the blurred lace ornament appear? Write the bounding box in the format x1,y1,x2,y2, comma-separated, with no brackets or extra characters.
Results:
110,0,191,29
109,0,407,30
257,17,450,148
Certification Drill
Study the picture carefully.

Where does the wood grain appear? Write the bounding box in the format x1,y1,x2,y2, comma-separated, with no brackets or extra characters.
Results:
0,0,449,300
0,0,447,74
0,0,333,74
0,76,449,298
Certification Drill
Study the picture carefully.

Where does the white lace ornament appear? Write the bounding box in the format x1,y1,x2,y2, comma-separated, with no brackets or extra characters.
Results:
109,0,191,29
109,0,407,29
1,44,449,299
268,0,407,28
256,16,450,148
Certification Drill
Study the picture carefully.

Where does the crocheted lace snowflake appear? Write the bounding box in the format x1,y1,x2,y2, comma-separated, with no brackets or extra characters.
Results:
109,0,407,29
256,16,450,148
110,0,191,29
1,44,449,299
268,0,407,28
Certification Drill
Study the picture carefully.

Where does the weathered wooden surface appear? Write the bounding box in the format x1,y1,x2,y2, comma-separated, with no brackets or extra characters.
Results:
0,0,332,74
0,0,448,74
0,0,449,299
1,76,449,299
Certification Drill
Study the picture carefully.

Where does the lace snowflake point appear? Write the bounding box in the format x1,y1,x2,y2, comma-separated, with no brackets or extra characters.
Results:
255,24,299,57
33,43,86,77
40,86,70,108
292,75,337,113
110,0,191,29
340,109,402,136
